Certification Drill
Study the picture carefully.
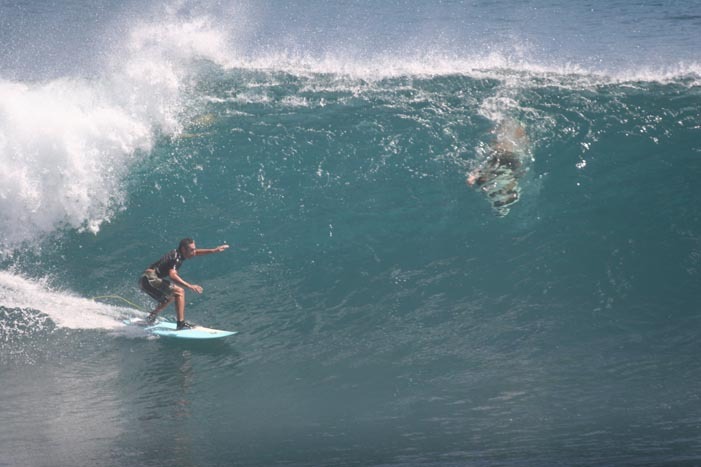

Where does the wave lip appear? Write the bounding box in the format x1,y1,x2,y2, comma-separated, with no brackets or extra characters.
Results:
226,47,701,86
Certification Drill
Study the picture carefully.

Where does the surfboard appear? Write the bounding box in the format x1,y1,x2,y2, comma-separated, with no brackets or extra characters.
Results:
123,318,236,339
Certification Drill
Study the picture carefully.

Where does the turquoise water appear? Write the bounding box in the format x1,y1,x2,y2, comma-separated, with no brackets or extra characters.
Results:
2,1,701,465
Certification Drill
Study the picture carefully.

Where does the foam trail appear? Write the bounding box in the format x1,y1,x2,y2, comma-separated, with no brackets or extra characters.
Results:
0,271,140,330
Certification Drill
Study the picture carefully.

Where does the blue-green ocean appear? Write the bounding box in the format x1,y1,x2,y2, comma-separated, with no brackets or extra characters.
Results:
2,1,701,465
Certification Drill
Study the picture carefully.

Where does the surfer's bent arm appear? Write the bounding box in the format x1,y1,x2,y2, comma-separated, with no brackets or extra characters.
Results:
168,269,203,294
193,244,230,256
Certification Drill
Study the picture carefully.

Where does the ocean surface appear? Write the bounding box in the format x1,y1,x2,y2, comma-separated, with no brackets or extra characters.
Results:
1,1,701,465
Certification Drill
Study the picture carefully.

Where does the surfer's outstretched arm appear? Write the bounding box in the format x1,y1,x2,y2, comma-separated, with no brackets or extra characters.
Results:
193,244,230,256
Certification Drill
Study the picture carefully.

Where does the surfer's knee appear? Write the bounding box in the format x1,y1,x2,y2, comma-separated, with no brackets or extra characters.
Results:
173,285,184,298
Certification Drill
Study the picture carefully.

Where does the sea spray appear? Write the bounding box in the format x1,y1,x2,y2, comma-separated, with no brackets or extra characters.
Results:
0,15,237,254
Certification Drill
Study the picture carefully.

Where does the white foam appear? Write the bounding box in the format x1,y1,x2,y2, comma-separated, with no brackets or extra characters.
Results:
0,15,237,254
228,48,700,85
0,270,140,330
0,78,153,250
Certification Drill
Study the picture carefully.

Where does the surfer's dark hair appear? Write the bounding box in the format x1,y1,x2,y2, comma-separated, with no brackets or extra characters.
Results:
179,237,195,252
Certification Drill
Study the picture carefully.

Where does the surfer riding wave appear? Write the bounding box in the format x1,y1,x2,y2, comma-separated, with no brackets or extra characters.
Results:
140,238,229,330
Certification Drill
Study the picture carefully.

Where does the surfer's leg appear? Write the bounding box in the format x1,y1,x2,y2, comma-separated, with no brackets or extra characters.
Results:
173,285,185,322
147,297,173,323
173,286,193,330
141,273,175,323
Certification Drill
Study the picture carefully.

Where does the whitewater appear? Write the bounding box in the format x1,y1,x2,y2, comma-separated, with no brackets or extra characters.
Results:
1,1,701,466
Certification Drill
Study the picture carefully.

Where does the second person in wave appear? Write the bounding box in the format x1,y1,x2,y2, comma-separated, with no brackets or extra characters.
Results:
140,238,229,330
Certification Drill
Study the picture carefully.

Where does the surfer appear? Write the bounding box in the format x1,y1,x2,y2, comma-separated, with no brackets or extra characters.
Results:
140,238,229,330
467,122,529,216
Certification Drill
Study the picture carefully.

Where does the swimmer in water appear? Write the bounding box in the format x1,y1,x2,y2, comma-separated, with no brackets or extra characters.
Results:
467,122,528,216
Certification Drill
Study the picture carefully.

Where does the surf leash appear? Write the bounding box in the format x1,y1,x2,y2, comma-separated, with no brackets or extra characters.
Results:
91,295,146,312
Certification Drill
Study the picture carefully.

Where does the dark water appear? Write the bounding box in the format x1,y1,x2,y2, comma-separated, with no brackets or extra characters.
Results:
1,1,701,465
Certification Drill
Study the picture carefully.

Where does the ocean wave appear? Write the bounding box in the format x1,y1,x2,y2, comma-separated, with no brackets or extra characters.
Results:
1,10,698,255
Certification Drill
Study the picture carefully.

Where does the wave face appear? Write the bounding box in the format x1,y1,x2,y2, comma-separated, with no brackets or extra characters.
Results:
2,1,701,466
